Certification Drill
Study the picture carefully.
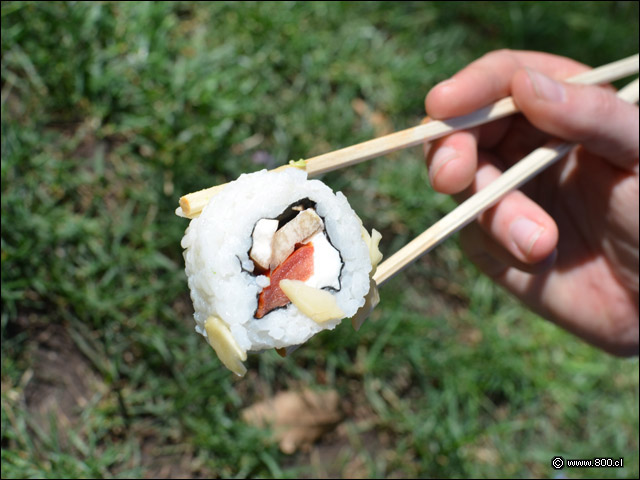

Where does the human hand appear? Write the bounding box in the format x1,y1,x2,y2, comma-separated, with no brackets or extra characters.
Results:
424,50,639,356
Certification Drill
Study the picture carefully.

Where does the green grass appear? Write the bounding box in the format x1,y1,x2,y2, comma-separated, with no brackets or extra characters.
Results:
2,1,638,478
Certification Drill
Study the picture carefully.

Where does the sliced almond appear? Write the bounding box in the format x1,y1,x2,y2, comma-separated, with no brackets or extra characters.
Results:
279,279,345,323
360,225,371,244
361,226,383,274
204,316,247,376
270,209,324,269
353,227,383,330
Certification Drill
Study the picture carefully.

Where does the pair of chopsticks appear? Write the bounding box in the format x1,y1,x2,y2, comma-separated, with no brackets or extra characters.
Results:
178,53,639,287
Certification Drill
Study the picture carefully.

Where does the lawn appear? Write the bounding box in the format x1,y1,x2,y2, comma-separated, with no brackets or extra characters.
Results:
1,1,638,478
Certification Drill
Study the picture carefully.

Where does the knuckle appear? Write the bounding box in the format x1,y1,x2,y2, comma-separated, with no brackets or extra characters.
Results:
591,86,620,120
572,86,620,137
550,85,624,143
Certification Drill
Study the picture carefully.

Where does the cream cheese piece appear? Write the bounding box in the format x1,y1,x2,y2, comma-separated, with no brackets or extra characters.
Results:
250,218,279,270
279,279,345,323
305,231,341,290
204,316,248,376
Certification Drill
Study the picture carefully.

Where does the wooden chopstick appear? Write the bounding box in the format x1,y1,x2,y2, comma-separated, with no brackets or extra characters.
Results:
177,53,639,219
306,54,639,176
372,76,640,286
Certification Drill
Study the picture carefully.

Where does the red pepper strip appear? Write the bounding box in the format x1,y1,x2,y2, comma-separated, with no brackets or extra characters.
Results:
255,243,314,319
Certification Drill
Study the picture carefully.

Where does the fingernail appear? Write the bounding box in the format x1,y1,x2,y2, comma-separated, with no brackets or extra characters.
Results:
527,69,566,103
430,146,458,181
431,78,457,98
510,217,544,257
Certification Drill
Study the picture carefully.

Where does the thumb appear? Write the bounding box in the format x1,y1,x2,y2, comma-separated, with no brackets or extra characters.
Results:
511,68,639,170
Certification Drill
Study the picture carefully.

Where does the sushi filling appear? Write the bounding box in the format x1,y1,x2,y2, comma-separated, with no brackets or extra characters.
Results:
250,201,343,319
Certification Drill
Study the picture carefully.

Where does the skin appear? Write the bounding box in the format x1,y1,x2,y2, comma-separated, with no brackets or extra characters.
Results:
424,50,639,356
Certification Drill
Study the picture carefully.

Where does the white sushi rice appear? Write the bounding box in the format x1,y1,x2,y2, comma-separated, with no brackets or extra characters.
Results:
181,168,372,352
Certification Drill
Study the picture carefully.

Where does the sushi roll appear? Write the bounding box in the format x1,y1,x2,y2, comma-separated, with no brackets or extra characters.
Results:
181,168,381,376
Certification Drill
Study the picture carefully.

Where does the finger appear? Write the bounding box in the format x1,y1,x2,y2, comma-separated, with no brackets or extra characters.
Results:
422,114,513,195
425,129,478,194
426,49,590,119
460,222,557,276
460,156,559,264
512,68,640,169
